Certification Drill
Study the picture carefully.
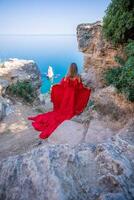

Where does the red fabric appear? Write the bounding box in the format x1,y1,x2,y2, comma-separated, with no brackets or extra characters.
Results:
28,76,91,139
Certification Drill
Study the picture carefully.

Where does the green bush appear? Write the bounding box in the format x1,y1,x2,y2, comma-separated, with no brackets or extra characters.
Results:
104,41,134,102
125,39,134,56
103,0,134,44
7,80,37,103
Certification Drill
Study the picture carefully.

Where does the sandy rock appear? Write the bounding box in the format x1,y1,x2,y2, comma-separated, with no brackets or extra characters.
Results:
48,120,85,147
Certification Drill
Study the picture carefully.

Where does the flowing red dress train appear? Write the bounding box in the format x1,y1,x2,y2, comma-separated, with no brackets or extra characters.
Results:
28,76,91,139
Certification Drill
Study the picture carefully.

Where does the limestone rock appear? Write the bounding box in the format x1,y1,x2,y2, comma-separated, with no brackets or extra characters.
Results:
0,143,98,200
77,21,134,123
77,21,124,88
0,58,42,119
95,135,134,200
0,58,41,94
0,134,134,200
77,21,103,53
48,120,85,147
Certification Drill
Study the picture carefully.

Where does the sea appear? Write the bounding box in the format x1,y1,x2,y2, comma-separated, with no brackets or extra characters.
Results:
0,35,83,93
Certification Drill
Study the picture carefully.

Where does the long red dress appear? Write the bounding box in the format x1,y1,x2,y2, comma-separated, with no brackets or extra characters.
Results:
28,76,91,139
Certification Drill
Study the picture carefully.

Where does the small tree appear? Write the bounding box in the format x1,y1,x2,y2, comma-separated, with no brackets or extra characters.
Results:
103,0,134,45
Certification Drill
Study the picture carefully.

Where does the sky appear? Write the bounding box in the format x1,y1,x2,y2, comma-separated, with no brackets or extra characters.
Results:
0,0,111,35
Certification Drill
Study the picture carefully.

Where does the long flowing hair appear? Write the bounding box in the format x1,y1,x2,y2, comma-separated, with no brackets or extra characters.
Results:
66,63,78,78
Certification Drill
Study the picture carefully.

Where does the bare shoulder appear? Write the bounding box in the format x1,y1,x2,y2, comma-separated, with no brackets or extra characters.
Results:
64,76,67,81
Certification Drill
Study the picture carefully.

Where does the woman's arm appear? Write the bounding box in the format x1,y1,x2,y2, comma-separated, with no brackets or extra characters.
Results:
77,75,90,89
77,74,82,83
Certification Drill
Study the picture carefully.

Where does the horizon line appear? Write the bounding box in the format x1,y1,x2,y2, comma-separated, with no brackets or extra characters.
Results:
0,33,76,36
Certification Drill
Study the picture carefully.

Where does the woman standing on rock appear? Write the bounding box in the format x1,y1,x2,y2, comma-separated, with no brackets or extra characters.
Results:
28,63,91,139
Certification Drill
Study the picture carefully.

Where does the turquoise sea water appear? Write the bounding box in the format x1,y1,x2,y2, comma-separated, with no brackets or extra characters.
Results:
0,35,83,93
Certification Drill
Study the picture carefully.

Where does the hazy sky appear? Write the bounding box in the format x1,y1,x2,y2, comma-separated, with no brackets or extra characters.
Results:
0,0,111,35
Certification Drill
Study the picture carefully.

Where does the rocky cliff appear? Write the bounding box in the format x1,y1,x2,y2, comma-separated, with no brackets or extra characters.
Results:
0,58,41,121
77,21,124,88
77,21,134,125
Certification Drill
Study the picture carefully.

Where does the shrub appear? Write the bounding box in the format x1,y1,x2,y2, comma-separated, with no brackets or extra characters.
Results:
103,0,134,45
125,39,134,56
7,80,37,103
104,41,134,102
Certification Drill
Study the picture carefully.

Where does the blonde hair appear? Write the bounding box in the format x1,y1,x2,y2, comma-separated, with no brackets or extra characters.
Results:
67,63,78,78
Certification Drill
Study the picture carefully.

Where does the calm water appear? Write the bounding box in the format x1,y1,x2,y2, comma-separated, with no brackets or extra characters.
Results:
0,35,83,93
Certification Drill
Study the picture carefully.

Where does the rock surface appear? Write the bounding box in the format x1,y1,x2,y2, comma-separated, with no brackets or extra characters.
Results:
0,143,98,200
0,97,7,121
92,86,134,126
0,58,41,96
96,134,134,200
37,93,53,112
0,78,9,96
85,119,115,144
0,128,134,200
48,120,85,146
77,21,124,88
0,102,40,160
0,58,42,121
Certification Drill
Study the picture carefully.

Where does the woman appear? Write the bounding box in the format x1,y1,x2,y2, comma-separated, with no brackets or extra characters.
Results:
28,63,91,139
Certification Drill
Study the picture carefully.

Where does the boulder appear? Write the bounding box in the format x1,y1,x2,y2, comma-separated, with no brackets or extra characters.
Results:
0,143,98,200
0,134,134,200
